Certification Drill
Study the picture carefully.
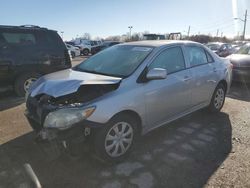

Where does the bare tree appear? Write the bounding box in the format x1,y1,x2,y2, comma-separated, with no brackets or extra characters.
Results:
105,35,121,41
82,33,91,40
131,33,140,41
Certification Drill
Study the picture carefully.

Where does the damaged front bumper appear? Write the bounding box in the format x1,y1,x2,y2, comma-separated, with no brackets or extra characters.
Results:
25,109,104,142
25,95,103,143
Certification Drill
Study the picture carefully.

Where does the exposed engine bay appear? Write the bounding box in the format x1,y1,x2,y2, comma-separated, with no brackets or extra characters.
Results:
34,83,120,106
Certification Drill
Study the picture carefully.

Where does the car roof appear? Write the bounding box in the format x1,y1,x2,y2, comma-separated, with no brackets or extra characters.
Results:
120,40,199,47
207,42,225,45
104,41,120,43
0,25,55,32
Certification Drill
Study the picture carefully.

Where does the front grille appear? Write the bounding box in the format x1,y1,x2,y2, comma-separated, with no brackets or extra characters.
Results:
26,95,58,126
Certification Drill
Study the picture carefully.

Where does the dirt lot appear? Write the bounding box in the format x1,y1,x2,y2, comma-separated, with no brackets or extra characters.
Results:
0,57,249,188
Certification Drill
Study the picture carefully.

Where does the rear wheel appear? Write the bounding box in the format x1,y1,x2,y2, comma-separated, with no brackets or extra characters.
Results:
14,72,40,97
82,49,89,56
208,83,226,112
94,114,139,162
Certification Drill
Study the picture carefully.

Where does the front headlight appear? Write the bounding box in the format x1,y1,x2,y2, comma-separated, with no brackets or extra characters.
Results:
44,106,95,130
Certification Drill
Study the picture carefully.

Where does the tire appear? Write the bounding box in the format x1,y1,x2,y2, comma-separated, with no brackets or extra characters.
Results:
93,114,139,162
71,51,75,58
208,83,226,112
82,49,89,56
14,72,40,97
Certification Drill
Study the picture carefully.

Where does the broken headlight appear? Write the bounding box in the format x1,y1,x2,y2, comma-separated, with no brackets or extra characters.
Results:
43,106,96,130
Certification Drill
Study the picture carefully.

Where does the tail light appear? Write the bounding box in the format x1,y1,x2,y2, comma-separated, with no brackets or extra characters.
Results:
64,50,72,67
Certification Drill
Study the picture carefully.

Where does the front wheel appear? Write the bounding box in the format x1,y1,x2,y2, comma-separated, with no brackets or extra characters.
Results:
208,83,226,112
94,114,138,162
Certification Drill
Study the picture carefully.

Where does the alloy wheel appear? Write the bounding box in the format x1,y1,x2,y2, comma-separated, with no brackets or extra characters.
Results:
24,78,37,92
105,122,134,157
214,88,225,109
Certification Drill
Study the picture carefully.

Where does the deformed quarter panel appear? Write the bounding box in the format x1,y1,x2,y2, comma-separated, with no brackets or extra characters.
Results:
86,81,146,131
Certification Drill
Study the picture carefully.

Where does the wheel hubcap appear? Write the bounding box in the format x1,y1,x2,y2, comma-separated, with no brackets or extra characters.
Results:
24,78,37,92
214,88,225,109
105,122,133,157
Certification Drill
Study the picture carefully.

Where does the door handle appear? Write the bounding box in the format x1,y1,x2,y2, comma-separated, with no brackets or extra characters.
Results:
182,76,191,82
213,67,217,72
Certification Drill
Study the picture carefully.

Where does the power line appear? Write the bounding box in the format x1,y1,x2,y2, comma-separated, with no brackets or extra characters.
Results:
193,17,233,30
192,22,235,34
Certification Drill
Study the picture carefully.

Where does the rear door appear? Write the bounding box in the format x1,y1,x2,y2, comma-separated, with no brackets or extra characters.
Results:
144,46,192,129
0,28,38,75
184,45,218,107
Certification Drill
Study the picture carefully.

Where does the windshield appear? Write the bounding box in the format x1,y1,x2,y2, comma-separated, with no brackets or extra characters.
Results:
75,45,153,77
207,44,221,51
236,44,250,55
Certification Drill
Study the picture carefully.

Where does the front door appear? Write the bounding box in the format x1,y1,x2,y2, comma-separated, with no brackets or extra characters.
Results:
143,46,192,130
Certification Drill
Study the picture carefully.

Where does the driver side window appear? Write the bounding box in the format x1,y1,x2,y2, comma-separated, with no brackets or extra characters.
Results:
149,47,185,74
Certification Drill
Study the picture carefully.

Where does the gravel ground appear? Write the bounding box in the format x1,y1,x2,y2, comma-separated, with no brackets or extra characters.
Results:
0,57,249,188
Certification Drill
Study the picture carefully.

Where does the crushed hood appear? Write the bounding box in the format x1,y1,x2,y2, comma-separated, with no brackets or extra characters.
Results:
30,69,122,98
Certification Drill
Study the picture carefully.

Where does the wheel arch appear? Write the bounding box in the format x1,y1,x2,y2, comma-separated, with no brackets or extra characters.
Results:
83,48,90,52
14,71,42,83
110,110,143,135
218,79,228,92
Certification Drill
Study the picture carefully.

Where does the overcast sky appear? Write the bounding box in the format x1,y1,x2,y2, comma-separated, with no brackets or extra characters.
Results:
1,0,250,40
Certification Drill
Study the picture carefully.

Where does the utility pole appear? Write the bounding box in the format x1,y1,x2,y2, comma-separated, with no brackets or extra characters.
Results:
243,9,247,40
234,9,248,40
128,26,133,41
221,32,223,38
187,26,190,37
216,29,219,37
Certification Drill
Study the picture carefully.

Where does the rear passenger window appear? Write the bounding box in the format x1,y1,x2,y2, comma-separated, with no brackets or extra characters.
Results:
205,51,214,63
37,31,64,50
186,46,208,67
149,47,185,74
1,32,36,45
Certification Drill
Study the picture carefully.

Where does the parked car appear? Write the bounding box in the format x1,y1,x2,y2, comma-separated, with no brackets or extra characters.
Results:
66,43,81,58
206,42,234,57
100,41,121,50
0,25,71,96
74,39,92,56
232,44,241,53
227,43,250,83
65,41,76,46
90,40,102,55
25,41,232,161
143,34,166,40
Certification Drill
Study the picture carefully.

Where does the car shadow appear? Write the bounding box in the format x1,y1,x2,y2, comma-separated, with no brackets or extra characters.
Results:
227,82,250,102
0,90,24,111
0,110,232,188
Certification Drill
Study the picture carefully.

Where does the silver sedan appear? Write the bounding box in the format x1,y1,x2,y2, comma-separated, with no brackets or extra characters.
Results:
26,40,232,161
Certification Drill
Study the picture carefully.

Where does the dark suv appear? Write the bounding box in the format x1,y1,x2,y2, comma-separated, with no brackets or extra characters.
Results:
0,25,71,96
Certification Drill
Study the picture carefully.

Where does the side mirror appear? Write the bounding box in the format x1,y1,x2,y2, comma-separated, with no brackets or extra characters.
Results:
146,68,167,80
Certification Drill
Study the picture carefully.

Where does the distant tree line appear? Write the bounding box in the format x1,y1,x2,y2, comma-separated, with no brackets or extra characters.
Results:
185,35,232,44
72,32,249,44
